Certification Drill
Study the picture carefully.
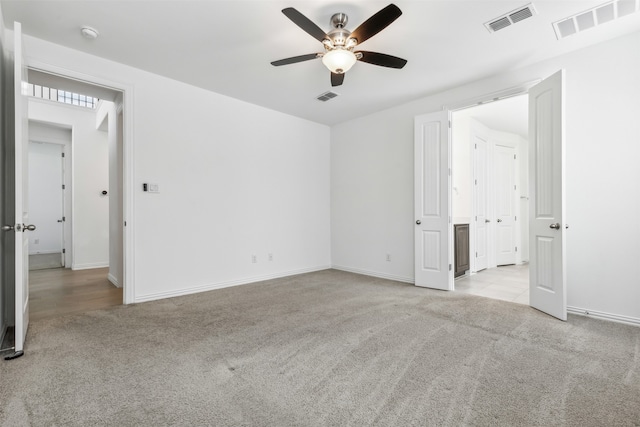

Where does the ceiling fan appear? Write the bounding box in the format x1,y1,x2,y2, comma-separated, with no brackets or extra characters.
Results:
271,4,407,87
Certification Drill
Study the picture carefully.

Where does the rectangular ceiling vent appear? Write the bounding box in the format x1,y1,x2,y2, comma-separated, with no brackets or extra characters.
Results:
485,3,538,33
317,91,339,102
552,0,640,40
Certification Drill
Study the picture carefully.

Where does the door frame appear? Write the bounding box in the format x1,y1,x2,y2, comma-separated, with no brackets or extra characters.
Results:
27,60,136,304
27,139,67,266
29,127,72,268
417,80,541,293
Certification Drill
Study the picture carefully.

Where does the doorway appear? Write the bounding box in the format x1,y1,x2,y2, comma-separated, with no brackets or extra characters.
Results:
26,71,125,320
451,95,530,304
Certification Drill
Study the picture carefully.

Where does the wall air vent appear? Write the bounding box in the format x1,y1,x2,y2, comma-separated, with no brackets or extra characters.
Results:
552,0,640,40
317,91,339,102
485,3,538,33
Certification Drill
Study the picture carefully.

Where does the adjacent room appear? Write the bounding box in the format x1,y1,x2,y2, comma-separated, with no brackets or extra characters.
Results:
1,1,639,425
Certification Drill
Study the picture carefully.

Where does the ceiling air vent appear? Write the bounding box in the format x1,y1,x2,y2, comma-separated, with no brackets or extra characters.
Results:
552,0,640,40
485,3,538,33
317,91,339,102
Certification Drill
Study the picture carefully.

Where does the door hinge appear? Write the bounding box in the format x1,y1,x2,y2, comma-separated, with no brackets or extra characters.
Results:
515,246,518,252
448,121,451,128
475,179,477,185
62,184,66,190
475,216,477,221
475,143,477,149
514,185,516,190
62,216,66,222
61,153,65,158
124,221,127,226
514,154,516,160
515,216,517,221
449,264,452,271
62,248,66,254
475,252,478,257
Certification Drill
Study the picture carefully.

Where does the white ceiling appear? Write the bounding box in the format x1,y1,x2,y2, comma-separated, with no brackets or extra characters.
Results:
454,95,529,139
2,0,640,125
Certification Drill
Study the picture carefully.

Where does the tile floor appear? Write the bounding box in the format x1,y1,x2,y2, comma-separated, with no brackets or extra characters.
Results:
455,263,529,305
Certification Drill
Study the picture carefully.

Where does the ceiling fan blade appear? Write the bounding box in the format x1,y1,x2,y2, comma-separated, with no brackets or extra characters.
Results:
271,53,320,66
357,51,407,69
349,4,402,45
282,8,328,42
331,72,345,87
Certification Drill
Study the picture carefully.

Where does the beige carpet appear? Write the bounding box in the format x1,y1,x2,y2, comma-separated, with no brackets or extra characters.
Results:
1,269,639,426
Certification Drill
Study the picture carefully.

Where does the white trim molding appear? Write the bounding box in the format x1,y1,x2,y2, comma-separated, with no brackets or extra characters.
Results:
331,264,414,284
567,306,640,327
135,266,332,303
107,273,121,288
72,262,109,270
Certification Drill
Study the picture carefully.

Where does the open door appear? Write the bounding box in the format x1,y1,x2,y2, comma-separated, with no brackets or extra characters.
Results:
414,111,452,290
7,22,30,359
528,70,566,320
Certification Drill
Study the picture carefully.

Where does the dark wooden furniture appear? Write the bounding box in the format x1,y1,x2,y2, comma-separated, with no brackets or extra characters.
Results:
454,224,470,278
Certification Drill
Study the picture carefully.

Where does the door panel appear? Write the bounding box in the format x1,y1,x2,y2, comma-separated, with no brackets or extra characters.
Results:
495,144,516,265
27,142,63,267
414,111,452,290
528,70,566,321
474,135,488,271
13,22,30,354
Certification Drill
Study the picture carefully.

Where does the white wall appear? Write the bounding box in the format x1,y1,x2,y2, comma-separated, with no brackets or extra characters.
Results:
20,33,331,302
29,99,110,269
451,113,471,224
332,31,640,322
28,141,63,254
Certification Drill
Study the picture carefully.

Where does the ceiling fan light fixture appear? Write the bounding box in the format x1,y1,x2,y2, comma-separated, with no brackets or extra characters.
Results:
322,49,357,74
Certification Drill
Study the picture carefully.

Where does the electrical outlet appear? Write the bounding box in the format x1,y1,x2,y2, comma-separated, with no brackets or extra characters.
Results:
268,253,273,262
251,254,257,264
386,253,391,262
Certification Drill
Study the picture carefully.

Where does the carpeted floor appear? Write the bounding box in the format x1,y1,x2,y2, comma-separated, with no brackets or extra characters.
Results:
1,269,639,426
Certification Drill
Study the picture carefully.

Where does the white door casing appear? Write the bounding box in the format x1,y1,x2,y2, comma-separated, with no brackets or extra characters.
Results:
473,134,488,271
414,111,452,290
528,70,567,321
495,144,517,266
13,22,30,354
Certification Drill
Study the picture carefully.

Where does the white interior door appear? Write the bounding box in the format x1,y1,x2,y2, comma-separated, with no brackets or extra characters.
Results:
12,22,30,356
28,142,64,265
473,135,488,271
495,144,517,266
528,70,566,321
414,111,452,290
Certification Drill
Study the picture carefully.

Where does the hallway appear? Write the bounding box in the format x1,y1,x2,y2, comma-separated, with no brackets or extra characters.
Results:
29,267,122,322
454,264,529,305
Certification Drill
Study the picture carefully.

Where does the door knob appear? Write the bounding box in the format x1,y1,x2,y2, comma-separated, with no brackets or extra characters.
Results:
549,223,560,230
485,219,490,223
1,225,14,231
497,219,502,223
22,224,36,232
416,220,421,225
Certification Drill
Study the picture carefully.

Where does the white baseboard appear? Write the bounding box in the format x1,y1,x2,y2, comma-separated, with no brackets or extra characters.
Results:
134,265,332,303
107,273,121,288
567,306,640,327
331,264,414,284
72,262,109,271
29,250,61,255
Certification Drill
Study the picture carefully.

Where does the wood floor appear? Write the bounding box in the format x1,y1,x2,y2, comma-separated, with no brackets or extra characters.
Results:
29,267,122,322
